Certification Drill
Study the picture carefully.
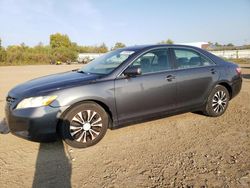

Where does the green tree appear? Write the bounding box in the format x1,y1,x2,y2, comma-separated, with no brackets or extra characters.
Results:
1,35,111,66
49,33,77,62
51,47,77,62
158,38,174,44
0,38,7,63
227,43,234,47
50,33,72,49
3,43,52,65
111,42,126,50
166,39,174,44
5,45,24,65
97,43,108,53
215,42,222,47
76,43,108,53
0,49,6,63
71,42,78,51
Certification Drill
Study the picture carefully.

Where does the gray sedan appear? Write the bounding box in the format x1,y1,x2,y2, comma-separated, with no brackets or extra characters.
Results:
5,45,242,148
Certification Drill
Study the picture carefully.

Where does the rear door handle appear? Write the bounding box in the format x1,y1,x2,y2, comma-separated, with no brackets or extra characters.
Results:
210,68,217,74
165,75,176,81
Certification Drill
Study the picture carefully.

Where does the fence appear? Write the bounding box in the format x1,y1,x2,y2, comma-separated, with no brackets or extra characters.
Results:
209,49,250,59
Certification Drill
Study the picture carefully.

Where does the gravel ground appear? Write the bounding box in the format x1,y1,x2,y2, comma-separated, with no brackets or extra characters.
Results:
0,64,249,188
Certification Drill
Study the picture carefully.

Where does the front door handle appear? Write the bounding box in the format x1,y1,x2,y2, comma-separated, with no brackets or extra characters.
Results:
165,75,176,81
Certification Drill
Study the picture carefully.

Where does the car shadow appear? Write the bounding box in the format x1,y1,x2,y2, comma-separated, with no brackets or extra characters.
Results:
191,111,205,116
32,140,72,188
112,109,197,130
242,74,250,79
0,118,10,134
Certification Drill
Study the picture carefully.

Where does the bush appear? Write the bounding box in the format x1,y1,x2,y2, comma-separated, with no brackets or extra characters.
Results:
0,48,6,63
1,44,51,66
51,47,77,62
0,33,109,66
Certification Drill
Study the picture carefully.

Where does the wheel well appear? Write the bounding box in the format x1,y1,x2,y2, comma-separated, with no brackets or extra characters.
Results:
89,100,113,124
57,100,113,132
218,82,232,99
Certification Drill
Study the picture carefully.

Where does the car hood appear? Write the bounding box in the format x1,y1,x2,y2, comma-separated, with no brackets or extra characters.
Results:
8,71,101,98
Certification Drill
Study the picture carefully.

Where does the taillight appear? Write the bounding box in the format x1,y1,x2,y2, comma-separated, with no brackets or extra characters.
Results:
236,67,242,75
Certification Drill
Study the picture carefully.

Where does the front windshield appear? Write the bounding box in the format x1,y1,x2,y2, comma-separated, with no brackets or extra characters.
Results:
80,49,135,75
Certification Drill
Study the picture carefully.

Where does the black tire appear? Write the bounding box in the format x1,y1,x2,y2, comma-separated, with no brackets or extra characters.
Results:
59,102,108,148
204,85,230,117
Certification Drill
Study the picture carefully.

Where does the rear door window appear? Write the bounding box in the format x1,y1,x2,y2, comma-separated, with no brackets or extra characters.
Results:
173,49,214,69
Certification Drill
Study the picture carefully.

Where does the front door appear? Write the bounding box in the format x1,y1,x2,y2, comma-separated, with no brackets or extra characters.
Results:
114,48,177,123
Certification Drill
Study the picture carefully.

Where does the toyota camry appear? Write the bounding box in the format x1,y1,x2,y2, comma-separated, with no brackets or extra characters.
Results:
4,45,242,148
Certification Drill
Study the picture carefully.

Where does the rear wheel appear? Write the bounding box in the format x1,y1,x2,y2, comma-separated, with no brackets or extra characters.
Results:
204,85,230,117
60,102,108,148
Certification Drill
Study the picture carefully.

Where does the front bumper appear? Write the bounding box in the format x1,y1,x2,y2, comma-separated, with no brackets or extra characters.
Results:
5,104,66,142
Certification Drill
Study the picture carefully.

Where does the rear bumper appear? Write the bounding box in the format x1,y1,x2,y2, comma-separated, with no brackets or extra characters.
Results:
231,77,242,99
5,104,66,142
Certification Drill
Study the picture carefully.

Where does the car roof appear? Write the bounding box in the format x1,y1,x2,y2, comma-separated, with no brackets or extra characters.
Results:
120,44,224,65
122,44,203,52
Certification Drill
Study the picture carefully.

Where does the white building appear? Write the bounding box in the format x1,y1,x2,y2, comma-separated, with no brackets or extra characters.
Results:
178,42,209,49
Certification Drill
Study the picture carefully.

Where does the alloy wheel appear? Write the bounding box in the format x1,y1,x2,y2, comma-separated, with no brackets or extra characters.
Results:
212,90,228,114
70,110,103,143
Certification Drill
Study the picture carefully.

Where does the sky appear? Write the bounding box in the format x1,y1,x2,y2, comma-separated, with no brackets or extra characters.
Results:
0,0,249,47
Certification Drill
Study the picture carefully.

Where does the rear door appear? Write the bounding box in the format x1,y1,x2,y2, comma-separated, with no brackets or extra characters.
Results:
114,48,177,123
171,48,219,109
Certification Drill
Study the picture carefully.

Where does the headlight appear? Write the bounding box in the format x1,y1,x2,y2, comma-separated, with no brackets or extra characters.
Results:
16,96,57,109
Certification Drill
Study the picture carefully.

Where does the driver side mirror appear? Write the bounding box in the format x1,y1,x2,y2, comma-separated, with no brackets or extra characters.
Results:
123,67,142,77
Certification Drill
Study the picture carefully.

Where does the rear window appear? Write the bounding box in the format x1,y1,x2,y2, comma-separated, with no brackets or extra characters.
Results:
173,49,214,69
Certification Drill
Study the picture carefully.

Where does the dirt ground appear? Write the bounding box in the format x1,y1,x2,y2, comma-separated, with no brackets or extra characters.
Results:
0,64,249,188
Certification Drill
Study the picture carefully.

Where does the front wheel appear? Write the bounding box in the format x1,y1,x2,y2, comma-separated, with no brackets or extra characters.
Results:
60,102,109,148
203,85,230,117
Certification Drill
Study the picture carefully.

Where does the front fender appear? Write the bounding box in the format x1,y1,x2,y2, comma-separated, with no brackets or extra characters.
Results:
49,80,118,125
